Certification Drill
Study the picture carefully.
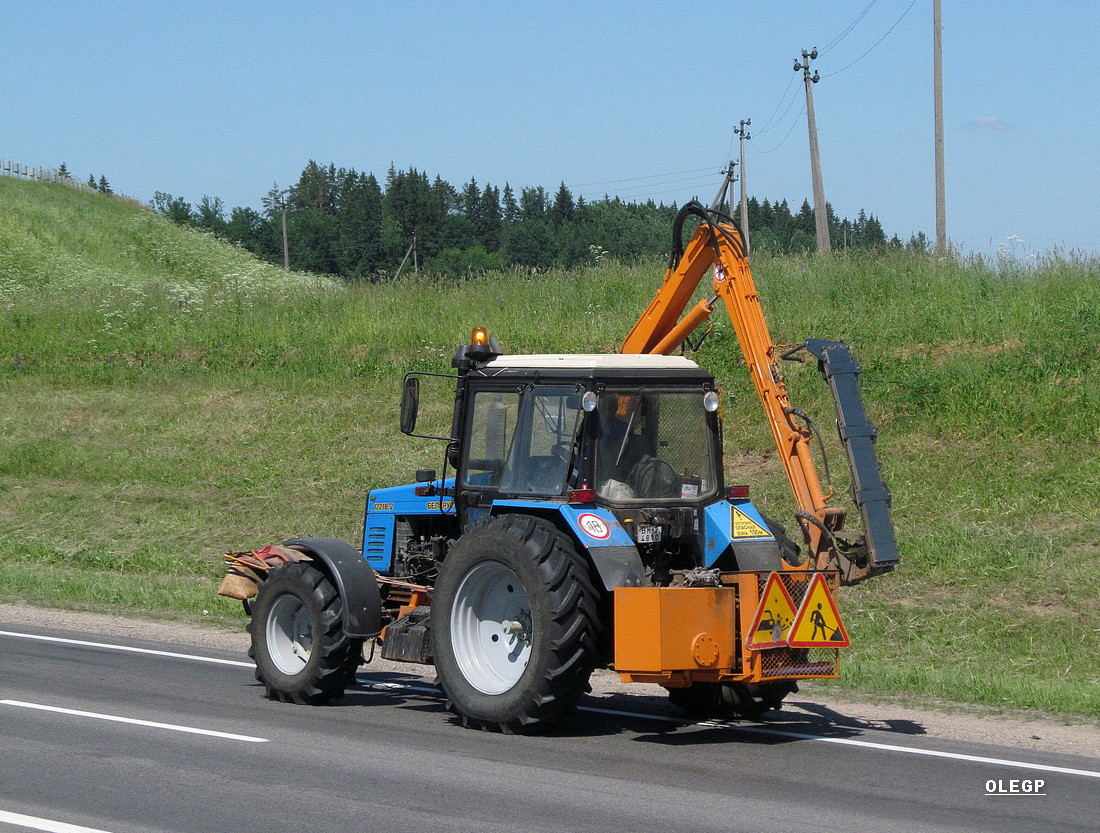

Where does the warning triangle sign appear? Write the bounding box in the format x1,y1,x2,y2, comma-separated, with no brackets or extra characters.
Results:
745,572,798,650
731,505,770,539
789,573,850,648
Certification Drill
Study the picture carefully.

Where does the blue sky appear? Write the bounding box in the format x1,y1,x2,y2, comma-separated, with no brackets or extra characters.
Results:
3,1,1097,255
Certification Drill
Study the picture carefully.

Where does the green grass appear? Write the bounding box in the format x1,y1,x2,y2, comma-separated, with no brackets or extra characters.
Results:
3,175,1100,717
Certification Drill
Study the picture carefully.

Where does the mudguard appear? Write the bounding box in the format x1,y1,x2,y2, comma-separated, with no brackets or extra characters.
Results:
492,501,647,590
283,537,383,639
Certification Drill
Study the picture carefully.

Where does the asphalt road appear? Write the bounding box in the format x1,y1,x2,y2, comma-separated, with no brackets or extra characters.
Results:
1,620,1096,833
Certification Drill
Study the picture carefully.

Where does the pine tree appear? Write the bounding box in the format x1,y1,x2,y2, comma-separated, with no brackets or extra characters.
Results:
502,183,519,225
774,200,795,250
335,169,385,278
520,186,547,220
574,194,588,222
58,162,70,179
854,208,869,239
476,184,502,252
758,198,775,229
549,182,575,225
97,176,112,194
291,160,333,212
87,174,97,189
384,167,436,257
461,178,481,226
862,214,886,248
795,199,815,237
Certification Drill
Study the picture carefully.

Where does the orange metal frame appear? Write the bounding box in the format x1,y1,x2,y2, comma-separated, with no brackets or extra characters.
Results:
622,219,836,570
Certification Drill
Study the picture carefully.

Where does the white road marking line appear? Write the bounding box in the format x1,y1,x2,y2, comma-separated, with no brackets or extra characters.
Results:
0,630,253,667
2,627,1093,777
701,722,1100,780
357,677,1100,780
1,700,268,743
0,809,114,833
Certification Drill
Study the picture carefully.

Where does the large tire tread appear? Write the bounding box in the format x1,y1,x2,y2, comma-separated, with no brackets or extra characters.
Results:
248,561,361,706
434,515,601,733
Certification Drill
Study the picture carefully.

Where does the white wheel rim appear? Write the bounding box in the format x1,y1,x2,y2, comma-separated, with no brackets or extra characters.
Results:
267,593,314,675
450,561,532,695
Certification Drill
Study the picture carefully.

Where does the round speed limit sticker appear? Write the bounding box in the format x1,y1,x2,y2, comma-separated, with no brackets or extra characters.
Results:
577,513,611,540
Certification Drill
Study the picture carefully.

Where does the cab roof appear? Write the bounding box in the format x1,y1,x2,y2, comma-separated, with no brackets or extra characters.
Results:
482,353,702,371
472,352,714,384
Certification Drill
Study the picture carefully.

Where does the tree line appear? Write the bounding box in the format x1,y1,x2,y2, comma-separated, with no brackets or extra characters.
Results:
151,160,922,279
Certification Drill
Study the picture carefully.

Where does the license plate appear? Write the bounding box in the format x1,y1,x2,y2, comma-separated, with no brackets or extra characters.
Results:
635,525,662,544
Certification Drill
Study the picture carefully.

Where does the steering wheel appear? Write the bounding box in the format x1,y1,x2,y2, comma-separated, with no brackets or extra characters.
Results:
633,457,679,498
551,442,574,464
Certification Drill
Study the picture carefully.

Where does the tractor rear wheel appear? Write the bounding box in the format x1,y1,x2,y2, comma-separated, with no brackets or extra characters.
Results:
249,561,362,704
432,515,601,732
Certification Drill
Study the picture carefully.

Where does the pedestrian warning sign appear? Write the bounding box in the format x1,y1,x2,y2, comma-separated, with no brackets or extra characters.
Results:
731,506,770,539
788,573,850,648
745,572,798,650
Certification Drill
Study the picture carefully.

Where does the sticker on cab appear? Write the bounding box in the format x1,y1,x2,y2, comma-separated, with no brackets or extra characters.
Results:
577,513,611,540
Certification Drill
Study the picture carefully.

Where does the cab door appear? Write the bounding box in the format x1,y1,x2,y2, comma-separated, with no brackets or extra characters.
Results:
458,383,584,527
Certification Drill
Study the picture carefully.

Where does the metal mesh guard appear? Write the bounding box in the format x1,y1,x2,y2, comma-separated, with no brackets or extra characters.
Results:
758,571,839,678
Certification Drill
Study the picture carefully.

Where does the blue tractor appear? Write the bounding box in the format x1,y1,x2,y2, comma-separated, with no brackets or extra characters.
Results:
222,200,898,732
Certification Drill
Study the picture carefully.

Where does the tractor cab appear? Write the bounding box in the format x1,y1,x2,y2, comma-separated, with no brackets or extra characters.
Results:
445,350,724,534
392,331,784,583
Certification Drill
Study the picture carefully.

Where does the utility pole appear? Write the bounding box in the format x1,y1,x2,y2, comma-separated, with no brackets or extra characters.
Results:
795,48,831,253
279,193,290,270
708,161,737,214
735,119,752,254
393,233,417,282
933,0,947,255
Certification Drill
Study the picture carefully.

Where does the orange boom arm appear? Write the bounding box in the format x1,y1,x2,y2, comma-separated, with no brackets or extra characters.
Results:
623,202,897,582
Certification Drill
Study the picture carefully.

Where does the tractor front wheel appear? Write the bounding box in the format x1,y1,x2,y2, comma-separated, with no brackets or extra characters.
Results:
432,515,601,732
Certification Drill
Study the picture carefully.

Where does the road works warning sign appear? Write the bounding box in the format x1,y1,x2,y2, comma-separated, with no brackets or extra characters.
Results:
788,573,850,648
731,506,770,539
745,572,798,650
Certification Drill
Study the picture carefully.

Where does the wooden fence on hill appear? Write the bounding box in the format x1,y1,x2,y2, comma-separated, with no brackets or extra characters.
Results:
0,157,100,193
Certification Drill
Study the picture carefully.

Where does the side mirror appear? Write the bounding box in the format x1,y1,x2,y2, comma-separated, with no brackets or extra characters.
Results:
400,376,420,435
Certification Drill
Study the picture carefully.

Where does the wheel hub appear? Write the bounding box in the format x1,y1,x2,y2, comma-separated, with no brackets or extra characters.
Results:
267,594,314,675
450,561,532,695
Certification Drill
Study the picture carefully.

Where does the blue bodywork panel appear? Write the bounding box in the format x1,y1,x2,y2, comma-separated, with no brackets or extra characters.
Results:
701,498,775,567
363,479,456,573
363,479,775,574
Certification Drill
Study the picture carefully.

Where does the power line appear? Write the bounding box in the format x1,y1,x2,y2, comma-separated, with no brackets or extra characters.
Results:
580,172,721,196
758,80,802,138
571,166,715,188
578,175,722,202
756,72,799,135
725,126,737,164
577,174,721,203
757,102,806,154
820,0,881,55
822,0,918,78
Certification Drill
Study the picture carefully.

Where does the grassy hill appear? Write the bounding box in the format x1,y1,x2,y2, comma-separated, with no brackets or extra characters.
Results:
2,175,1099,716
